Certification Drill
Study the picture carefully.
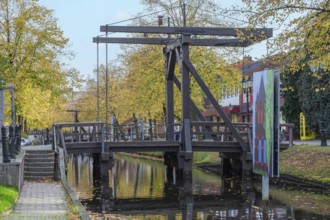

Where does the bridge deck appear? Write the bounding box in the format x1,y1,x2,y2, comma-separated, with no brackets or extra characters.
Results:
64,140,243,154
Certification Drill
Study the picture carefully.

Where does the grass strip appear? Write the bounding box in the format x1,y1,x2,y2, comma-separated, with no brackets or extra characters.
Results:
0,185,18,214
280,145,330,184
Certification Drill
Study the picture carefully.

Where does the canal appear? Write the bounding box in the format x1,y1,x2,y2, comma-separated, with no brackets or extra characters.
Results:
66,154,330,219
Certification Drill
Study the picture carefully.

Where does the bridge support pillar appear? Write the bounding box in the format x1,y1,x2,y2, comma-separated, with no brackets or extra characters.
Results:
164,151,193,176
91,156,114,213
93,153,100,179
220,153,252,177
101,151,113,162
177,151,193,172
166,166,174,183
177,171,194,220
101,160,113,213
221,157,232,177
164,152,178,167
231,158,242,176
242,153,252,177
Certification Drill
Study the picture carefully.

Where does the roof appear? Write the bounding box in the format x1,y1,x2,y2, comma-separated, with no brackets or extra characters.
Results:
202,105,240,117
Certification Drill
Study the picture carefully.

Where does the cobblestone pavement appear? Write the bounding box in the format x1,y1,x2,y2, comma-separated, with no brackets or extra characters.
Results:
1,181,69,220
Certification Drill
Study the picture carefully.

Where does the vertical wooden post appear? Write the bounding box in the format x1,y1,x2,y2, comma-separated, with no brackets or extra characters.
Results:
289,125,293,147
181,35,191,123
165,49,175,141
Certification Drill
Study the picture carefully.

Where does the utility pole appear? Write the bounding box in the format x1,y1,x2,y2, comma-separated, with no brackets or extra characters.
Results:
183,0,187,27
7,85,16,125
105,26,109,128
96,37,100,122
0,90,4,127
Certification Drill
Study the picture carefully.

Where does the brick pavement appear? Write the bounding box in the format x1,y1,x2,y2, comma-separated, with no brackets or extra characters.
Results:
1,181,69,220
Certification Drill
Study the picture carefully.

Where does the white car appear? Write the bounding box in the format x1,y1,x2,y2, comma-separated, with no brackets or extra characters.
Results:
21,138,32,146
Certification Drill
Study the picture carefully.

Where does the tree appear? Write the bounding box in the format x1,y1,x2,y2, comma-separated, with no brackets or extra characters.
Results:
140,0,229,27
110,0,242,122
76,64,123,122
240,0,330,70
280,68,302,134
0,0,82,129
298,66,330,135
75,78,99,122
280,63,330,137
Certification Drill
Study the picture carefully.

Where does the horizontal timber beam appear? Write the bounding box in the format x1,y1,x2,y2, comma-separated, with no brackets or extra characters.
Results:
99,26,273,38
93,37,253,47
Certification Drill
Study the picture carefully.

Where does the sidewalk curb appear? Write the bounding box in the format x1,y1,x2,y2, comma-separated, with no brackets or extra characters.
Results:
61,180,91,220
59,149,91,220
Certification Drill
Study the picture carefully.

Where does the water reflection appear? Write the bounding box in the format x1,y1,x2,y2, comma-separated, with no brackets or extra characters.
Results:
67,154,330,219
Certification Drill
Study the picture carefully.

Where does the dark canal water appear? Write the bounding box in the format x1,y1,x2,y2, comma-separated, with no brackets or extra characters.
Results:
66,154,330,219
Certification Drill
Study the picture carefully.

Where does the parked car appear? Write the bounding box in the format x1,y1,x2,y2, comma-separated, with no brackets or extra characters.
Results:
21,138,32,146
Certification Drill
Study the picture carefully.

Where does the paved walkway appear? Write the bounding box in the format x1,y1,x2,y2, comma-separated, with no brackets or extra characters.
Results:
1,181,69,220
292,139,330,146
22,145,53,151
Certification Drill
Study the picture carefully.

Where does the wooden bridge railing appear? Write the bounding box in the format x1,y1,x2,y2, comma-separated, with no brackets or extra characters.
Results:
53,122,105,156
52,121,294,155
104,121,248,143
280,123,294,147
107,122,180,141
189,121,294,150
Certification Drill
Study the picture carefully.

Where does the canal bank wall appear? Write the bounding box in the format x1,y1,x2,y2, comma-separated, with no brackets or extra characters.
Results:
58,148,91,220
0,149,25,192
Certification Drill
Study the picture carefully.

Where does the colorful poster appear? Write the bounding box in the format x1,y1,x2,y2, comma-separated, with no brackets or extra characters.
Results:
252,69,276,177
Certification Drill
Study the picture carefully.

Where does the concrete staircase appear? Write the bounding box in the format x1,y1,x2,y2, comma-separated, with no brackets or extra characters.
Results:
24,150,55,180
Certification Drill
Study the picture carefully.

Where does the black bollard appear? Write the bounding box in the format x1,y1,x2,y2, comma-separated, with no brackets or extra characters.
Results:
45,128,50,144
2,126,10,163
14,125,19,155
53,151,59,181
18,125,22,152
9,125,15,159
15,125,21,154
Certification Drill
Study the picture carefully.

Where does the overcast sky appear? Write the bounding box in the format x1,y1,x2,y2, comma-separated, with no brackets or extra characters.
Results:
39,0,269,81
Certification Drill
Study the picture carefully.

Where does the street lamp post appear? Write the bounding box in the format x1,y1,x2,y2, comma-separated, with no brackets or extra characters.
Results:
242,76,253,123
318,89,327,146
316,70,327,146
228,103,233,121
0,77,5,127
6,85,16,125
0,83,16,126
312,65,328,147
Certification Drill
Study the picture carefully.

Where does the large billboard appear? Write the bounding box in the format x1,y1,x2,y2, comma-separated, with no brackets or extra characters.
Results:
252,69,280,177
